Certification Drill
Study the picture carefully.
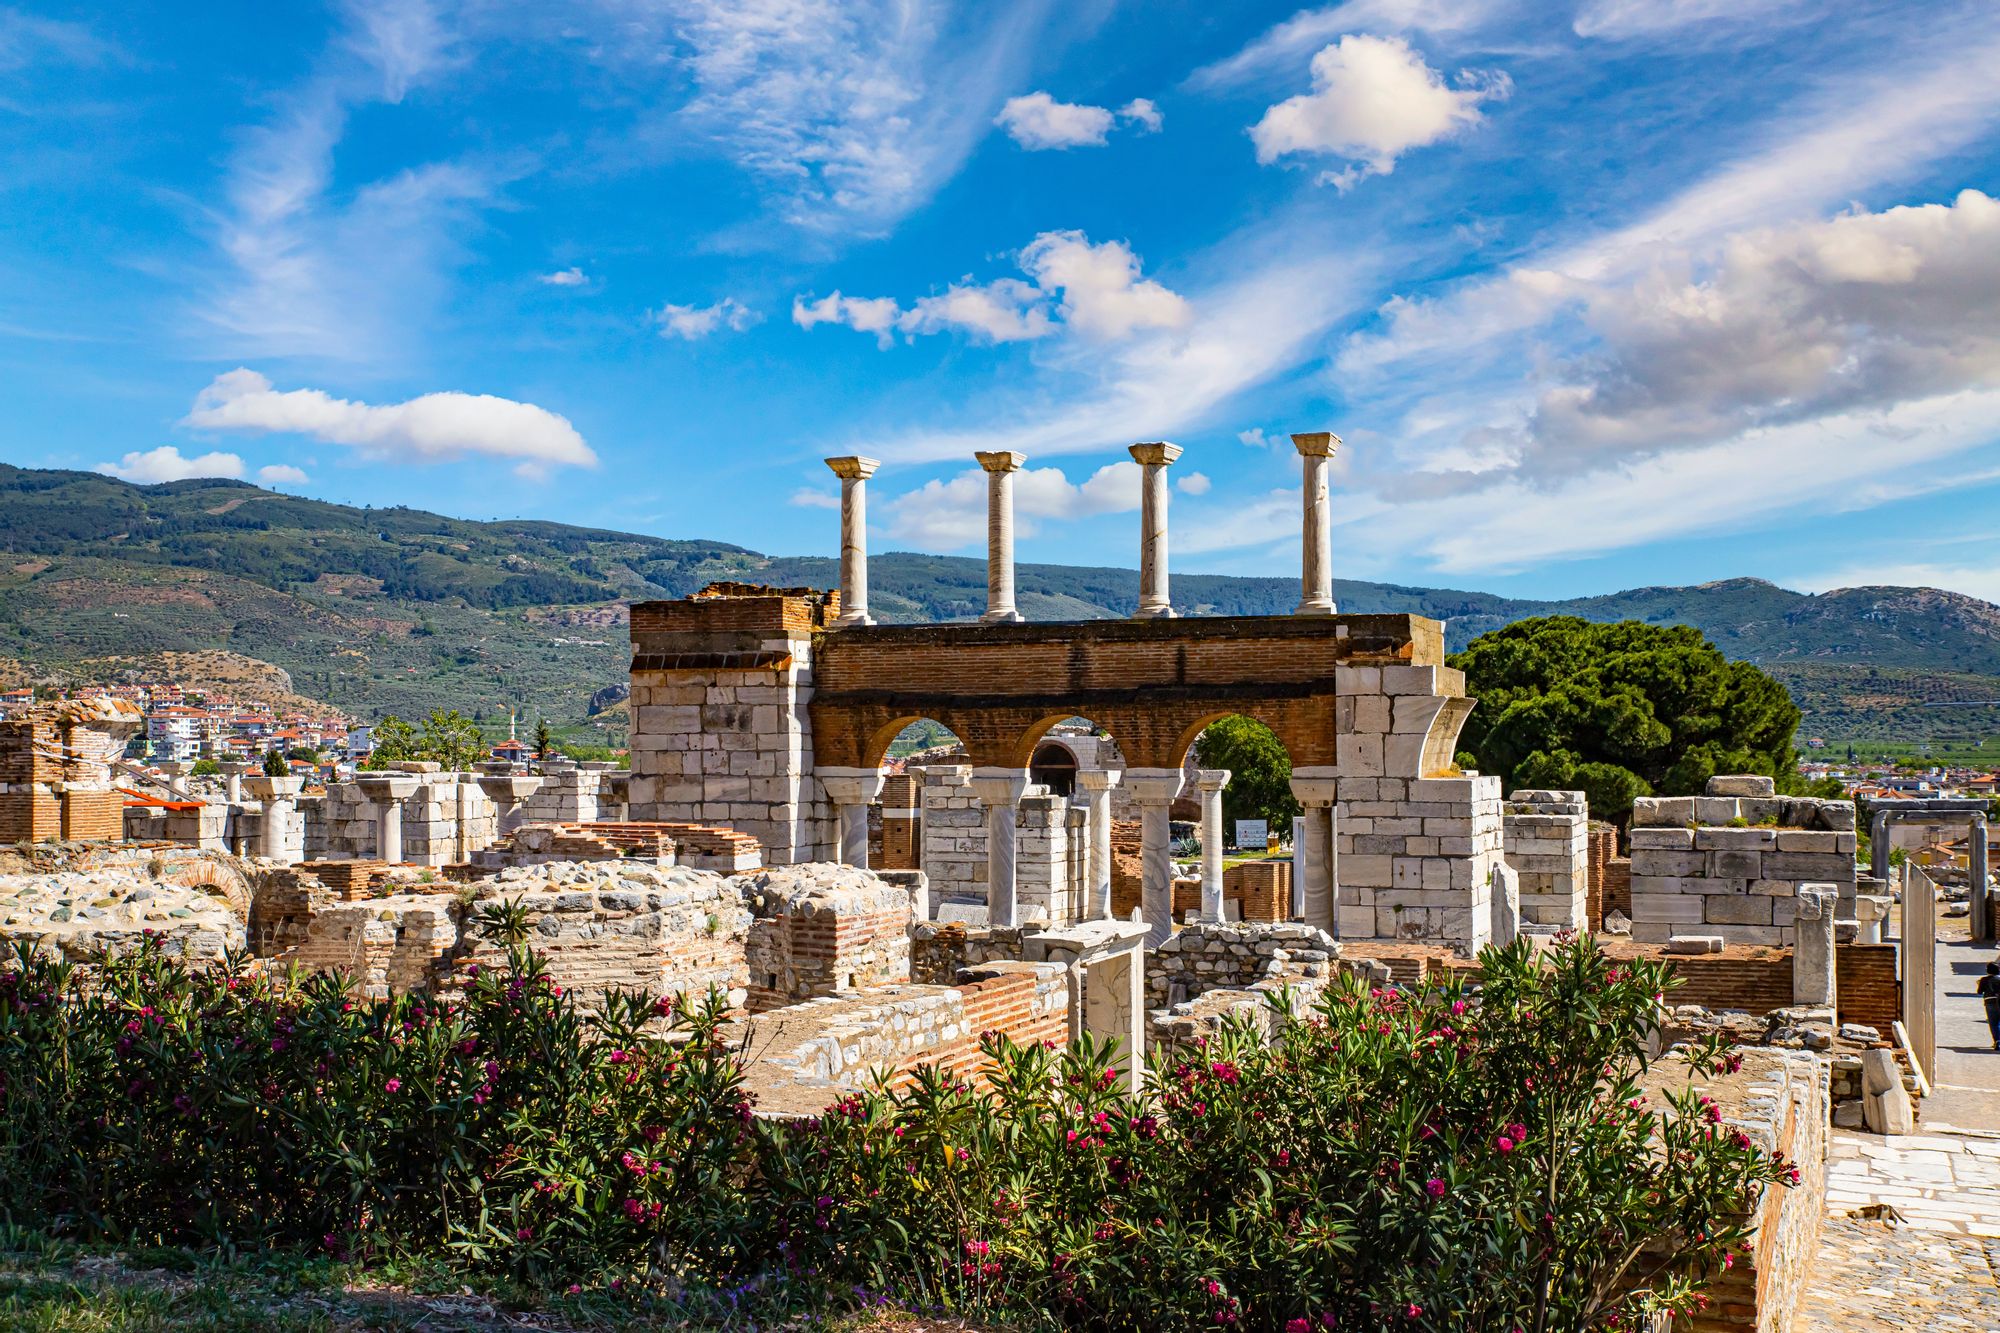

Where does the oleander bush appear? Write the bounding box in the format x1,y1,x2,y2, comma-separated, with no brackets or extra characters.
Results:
0,912,1792,1332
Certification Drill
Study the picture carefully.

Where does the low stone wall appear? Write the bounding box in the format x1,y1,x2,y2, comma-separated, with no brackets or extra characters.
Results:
1639,1046,1827,1332
1627,776,1857,946
1146,921,1341,1012
0,866,244,962
729,961,1069,1117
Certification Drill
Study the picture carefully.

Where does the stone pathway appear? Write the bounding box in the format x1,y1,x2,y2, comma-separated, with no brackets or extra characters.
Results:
1926,935,2000,1135
1824,1130,2000,1235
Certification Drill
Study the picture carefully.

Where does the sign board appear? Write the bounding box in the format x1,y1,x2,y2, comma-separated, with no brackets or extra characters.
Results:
1234,819,1268,850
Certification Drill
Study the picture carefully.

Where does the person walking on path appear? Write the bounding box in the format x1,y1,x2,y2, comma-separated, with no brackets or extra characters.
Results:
1980,962,2000,1050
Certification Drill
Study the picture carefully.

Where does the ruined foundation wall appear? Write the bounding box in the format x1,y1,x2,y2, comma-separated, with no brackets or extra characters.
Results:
1502,789,1589,929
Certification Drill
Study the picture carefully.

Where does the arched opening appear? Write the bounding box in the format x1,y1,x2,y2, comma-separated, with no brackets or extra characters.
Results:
1180,713,1305,926
859,716,969,875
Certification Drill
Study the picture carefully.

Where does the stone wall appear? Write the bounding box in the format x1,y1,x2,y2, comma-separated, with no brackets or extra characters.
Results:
626,588,837,866
915,770,1084,924
918,766,983,907
1337,770,1504,947
1146,920,1340,1011
0,867,243,962
0,701,141,843
1628,776,1857,945
1502,789,1589,929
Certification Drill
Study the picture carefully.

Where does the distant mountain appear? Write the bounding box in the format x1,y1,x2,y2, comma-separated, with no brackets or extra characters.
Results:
2,464,1996,744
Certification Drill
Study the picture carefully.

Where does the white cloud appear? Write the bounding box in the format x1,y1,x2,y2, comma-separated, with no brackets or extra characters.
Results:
0,9,118,73
95,447,247,485
539,267,589,287
793,291,907,346
1340,27,2000,380
996,92,1115,149
886,461,1142,548
1250,35,1508,189
1237,427,1276,448
182,369,597,475
1175,470,1213,495
796,230,1189,347
1505,190,2000,477
653,296,761,340
1187,0,1504,90
257,464,311,485
1791,560,2000,607
788,487,841,509
1119,98,1163,132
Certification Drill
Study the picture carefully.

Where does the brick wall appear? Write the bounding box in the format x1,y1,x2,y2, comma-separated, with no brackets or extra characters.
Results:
1586,822,1619,927
807,612,1441,770
1836,942,1900,1034
1602,856,1631,922
1224,859,1291,921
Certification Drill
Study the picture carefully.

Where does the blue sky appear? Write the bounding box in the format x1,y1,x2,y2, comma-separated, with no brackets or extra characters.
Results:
6,0,2000,602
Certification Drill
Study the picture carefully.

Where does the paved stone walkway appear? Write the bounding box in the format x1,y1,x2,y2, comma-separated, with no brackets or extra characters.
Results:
1927,935,2000,1135
1797,1218,2000,1331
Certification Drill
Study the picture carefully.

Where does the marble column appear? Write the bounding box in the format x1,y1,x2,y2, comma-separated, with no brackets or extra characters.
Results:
1292,431,1340,615
244,774,304,865
826,456,880,628
476,769,545,836
1870,808,1893,884
1197,768,1231,922
818,767,888,869
1974,816,1992,945
357,774,419,864
1128,442,1181,619
220,760,253,805
968,767,1029,926
1793,884,1837,1008
1124,767,1185,945
975,451,1026,623
1290,769,1340,934
1074,768,1122,920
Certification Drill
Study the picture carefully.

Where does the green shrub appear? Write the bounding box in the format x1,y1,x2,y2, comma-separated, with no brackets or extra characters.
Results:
0,928,1790,1329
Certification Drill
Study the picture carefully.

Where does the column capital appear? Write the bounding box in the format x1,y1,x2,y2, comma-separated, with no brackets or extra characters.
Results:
825,455,880,480
1073,768,1122,794
1195,768,1231,793
818,765,887,806
1291,431,1341,458
967,765,1029,806
1128,441,1182,467
1290,764,1338,808
1122,766,1184,804
975,450,1027,474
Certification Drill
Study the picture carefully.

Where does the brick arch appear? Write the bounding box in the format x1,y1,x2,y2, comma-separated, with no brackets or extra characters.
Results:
860,713,981,769
164,855,252,919
1164,705,1329,774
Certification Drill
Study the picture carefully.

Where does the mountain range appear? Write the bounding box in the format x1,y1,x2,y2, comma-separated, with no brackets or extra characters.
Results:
3,463,1997,748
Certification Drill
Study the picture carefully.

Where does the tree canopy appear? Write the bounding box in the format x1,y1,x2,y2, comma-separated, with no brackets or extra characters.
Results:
366,709,486,771
1192,715,1301,835
1448,617,1803,823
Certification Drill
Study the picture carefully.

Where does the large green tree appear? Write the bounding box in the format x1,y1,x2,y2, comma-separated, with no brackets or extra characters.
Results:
1448,617,1803,823
1193,715,1302,835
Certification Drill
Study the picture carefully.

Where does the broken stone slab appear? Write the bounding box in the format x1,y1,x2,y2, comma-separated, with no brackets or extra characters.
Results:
1861,1048,1915,1135
1666,934,1725,954
1706,774,1776,798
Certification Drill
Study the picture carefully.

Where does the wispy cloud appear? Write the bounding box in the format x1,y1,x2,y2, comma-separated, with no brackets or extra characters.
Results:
182,368,597,478
1186,0,1506,91
653,296,760,340
0,9,121,73
627,0,1060,238
197,0,502,365
538,266,590,288
885,461,1141,548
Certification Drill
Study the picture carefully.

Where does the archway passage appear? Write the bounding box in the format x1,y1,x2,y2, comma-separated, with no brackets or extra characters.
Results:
1029,740,1081,796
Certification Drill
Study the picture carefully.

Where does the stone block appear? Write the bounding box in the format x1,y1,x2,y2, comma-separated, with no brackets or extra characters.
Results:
1706,775,1776,797
1711,849,1763,880
1703,895,1772,926
1631,796,1695,826
1694,827,1777,851
1629,893,1705,924
1630,826,1695,850
1760,852,1856,880
1693,797,1741,825
1774,830,1838,853
1666,935,1724,954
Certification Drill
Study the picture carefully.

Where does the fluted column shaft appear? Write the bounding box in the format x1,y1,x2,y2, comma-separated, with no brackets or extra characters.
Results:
1075,769,1121,920
1124,768,1185,944
1197,769,1230,922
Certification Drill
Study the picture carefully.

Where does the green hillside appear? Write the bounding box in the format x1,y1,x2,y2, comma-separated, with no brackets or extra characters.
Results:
2,464,1997,750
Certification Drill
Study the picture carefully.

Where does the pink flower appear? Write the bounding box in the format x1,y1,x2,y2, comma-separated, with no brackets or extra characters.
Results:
1496,1136,1515,1153
1288,1321,1311,1333
383,1077,401,1093
1507,1122,1526,1141
1425,1177,1447,1198
1450,999,1467,1016
515,1226,533,1241
965,1239,990,1258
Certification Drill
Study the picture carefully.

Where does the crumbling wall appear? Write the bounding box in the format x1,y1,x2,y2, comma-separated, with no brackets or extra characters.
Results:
1502,789,1589,929
1147,921,1340,1012
741,864,913,1011
0,700,142,843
